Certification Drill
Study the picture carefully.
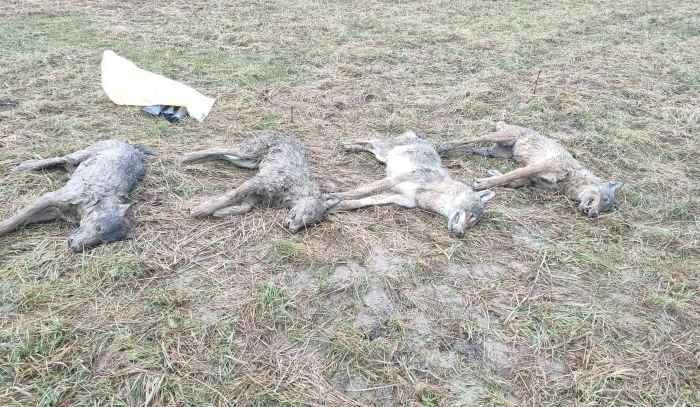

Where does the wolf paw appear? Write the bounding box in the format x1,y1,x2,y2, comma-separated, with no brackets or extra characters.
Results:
473,179,490,190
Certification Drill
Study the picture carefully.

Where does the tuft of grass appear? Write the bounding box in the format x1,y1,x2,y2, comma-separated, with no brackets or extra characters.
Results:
269,239,305,264
663,198,697,222
11,319,69,363
256,280,293,322
419,390,441,407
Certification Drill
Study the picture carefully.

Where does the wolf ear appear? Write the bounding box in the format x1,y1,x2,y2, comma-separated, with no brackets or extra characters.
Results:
478,189,496,203
607,181,623,192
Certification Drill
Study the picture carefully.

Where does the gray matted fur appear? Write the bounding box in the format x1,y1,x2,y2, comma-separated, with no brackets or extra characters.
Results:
0,140,148,252
181,133,383,232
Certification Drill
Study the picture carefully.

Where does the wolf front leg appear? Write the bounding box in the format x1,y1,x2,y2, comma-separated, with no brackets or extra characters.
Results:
190,180,256,218
211,199,257,217
330,173,414,201
473,162,552,190
332,193,416,212
0,192,65,236
484,170,530,188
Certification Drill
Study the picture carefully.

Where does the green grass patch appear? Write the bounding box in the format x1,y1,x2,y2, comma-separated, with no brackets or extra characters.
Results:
0,15,98,57
256,280,294,322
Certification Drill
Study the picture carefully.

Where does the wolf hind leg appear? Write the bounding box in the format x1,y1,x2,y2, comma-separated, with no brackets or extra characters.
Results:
437,127,526,156
461,144,514,159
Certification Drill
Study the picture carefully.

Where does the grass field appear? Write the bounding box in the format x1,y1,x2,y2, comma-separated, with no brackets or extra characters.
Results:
1,1,698,405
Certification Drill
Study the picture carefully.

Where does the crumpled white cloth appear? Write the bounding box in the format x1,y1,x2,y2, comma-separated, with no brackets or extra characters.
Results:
101,50,215,122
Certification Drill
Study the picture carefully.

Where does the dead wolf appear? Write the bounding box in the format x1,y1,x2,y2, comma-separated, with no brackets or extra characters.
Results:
332,130,495,236
438,122,623,217
0,140,148,252
181,133,383,232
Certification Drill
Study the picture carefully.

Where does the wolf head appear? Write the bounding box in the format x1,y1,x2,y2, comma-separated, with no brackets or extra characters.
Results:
67,202,131,252
446,189,495,237
284,195,340,232
577,181,623,217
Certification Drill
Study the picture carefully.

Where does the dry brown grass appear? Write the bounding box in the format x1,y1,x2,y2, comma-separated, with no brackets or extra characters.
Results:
1,1,698,406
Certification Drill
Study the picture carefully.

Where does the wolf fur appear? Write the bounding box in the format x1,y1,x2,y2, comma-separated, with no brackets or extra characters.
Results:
333,130,495,236
0,140,147,252
438,122,623,217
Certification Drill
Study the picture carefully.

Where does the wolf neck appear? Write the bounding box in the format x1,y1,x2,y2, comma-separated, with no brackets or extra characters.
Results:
79,196,123,217
417,178,464,216
560,166,603,200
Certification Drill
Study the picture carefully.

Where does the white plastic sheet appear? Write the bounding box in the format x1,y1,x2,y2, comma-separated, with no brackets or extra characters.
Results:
101,50,215,122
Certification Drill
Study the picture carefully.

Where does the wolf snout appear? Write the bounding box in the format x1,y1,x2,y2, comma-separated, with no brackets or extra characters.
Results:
578,202,599,218
67,237,85,253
